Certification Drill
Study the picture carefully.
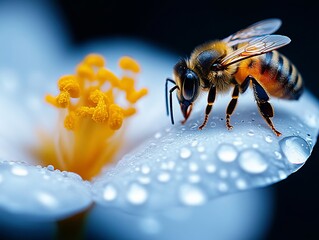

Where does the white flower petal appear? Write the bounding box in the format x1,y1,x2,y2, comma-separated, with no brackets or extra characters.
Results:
93,91,319,211
0,161,92,220
87,188,273,240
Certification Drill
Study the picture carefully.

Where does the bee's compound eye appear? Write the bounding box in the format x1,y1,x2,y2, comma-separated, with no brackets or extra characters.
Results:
182,71,199,101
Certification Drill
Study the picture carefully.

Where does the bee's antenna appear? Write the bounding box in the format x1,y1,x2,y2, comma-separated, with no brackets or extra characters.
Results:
165,78,178,124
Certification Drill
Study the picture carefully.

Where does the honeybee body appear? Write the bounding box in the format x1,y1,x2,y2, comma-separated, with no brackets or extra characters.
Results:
166,19,304,136
235,50,303,100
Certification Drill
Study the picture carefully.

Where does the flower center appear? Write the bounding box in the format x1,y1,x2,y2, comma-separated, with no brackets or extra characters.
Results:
31,54,147,180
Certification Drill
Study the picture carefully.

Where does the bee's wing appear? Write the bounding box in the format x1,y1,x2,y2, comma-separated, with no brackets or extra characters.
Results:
221,35,291,66
223,19,282,46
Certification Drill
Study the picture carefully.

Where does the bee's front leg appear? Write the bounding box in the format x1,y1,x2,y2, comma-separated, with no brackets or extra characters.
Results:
199,85,216,130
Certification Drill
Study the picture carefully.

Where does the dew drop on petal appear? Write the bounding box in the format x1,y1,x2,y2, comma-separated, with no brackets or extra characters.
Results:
188,162,199,172
179,147,192,159
280,136,310,165
265,135,273,143
47,165,54,171
238,149,268,174
179,184,206,206
218,182,228,192
11,166,28,176
205,163,217,173
103,183,117,201
157,172,171,183
141,164,151,174
37,192,58,208
236,178,247,190
126,183,148,205
274,151,282,160
217,144,238,162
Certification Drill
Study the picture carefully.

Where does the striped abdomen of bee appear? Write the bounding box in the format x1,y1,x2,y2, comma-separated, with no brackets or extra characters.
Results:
234,50,303,100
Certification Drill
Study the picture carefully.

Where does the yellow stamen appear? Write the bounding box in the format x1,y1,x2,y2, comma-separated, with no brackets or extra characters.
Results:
31,54,147,180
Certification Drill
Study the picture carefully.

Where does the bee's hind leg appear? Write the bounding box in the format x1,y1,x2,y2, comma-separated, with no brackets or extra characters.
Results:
251,78,282,136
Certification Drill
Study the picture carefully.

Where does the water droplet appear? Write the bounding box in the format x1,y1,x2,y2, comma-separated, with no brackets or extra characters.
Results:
191,140,198,147
252,143,259,148
218,182,228,192
236,179,247,190
217,144,238,162
126,183,148,205
210,122,216,128
179,184,206,206
157,172,171,183
138,176,151,184
219,169,228,178
200,154,208,161
188,174,201,183
265,135,273,143
102,184,118,202
37,192,58,208
280,136,310,165
205,163,217,173
189,162,198,172
278,170,287,180
154,132,162,139
139,217,161,235
304,114,318,128
247,130,254,136
47,165,54,171
141,164,151,174
238,149,268,174
274,151,282,160
11,166,28,176
197,145,205,153
180,147,192,159
233,138,243,146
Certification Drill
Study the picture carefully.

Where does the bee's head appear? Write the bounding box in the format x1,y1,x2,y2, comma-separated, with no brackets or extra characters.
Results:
173,59,200,122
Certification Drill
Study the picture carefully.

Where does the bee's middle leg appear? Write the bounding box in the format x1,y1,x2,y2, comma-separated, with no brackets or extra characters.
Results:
226,84,239,130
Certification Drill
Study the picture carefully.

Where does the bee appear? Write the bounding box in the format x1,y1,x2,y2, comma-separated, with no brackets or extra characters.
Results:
165,19,303,136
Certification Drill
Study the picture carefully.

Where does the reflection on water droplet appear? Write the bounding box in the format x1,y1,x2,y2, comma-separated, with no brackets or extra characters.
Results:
103,184,117,201
236,179,247,190
180,147,192,159
127,183,148,205
11,166,28,176
265,135,273,143
157,172,171,183
280,136,310,165
179,184,206,206
197,145,205,153
238,149,268,174
217,144,238,162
